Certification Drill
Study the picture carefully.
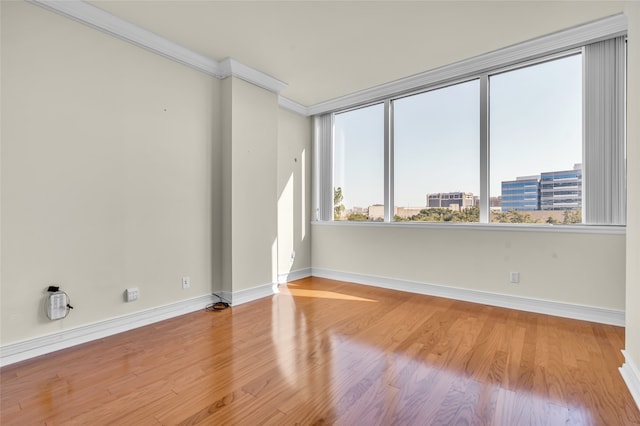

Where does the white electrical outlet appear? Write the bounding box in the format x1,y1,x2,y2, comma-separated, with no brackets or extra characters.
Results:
48,293,67,320
290,251,296,263
126,287,139,302
182,276,190,289
510,272,520,284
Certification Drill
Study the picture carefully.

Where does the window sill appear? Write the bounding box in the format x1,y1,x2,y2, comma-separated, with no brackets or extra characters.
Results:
311,220,625,235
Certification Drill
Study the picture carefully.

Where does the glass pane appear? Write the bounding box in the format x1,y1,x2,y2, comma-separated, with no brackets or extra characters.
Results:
490,54,582,224
333,103,384,221
393,80,480,222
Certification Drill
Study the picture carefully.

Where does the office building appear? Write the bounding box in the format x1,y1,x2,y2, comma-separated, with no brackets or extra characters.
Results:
426,192,475,210
501,175,541,211
540,163,583,210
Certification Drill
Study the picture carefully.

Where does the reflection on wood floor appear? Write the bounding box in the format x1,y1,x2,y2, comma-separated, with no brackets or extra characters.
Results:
2,277,639,425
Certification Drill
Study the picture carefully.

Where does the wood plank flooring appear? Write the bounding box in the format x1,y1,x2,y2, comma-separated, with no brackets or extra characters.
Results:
2,277,639,425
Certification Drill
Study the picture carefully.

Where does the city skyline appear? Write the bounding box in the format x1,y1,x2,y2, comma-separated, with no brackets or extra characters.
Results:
334,53,582,210
339,162,582,214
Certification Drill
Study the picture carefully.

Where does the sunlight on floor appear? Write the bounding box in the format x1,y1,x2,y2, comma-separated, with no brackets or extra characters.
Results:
282,287,377,302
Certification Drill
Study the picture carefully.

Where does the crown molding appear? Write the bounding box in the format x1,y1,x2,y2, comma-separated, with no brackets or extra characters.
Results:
28,2,627,118
278,96,310,116
30,0,220,77
29,0,290,97
218,58,287,94
306,13,627,116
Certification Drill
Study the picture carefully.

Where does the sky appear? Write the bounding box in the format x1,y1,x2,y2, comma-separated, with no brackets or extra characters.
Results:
333,53,582,209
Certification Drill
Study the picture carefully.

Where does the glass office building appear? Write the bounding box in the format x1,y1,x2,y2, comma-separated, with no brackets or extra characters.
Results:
501,164,582,212
501,176,541,211
540,164,582,210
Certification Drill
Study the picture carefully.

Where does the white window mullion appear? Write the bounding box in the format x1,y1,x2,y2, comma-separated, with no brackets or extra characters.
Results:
384,100,394,222
479,74,490,223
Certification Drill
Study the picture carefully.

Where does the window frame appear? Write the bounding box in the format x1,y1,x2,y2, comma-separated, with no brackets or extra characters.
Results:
313,16,627,232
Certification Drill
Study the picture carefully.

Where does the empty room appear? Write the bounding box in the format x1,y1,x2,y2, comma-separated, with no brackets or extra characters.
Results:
2,0,640,424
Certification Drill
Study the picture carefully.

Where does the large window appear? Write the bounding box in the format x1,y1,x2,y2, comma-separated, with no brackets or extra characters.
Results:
490,54,583,224
333,104,384,221
317,30,626,226
394,80,480,222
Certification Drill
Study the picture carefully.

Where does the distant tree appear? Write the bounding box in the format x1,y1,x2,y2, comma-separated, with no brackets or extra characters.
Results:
347,212,369,221
333,187,345,220
460,206,480,222
407,206,479,223
562,208,582,224
546,216,559,224
492,210,540,223
394,215,408,222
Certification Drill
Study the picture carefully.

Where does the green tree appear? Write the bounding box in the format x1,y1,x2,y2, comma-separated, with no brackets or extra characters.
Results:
460,206,480,222
347,212,369,221
333,187,345,220
562,208,582,224
492,210,540,223
407,206,479,223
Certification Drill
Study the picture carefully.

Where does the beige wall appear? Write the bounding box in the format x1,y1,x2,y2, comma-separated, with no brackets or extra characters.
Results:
0,0,634,372
277,108,311,277
0,2,313,346
313,225,625,310
221,78,233,294
625,1,640,369
312,1,635,316
1,2,221,344
223,77,279,292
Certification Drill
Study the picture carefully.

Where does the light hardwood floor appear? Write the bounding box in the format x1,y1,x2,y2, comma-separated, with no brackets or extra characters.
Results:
2,277,639,425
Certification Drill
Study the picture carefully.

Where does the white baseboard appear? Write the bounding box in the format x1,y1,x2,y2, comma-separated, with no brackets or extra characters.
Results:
620,350,640,411
1,281,285,367
278,267,312,284
0,294,216,367
311,268,625,326
2,271,623,367
222,282,279,306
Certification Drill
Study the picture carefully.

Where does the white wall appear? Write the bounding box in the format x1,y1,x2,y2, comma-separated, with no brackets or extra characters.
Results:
625,0,640,374
277,108,311,279
0,0,633,375
222,77,279,293
311,1,635,318
1,2,221,344
313,225,625,310
221,78,233,295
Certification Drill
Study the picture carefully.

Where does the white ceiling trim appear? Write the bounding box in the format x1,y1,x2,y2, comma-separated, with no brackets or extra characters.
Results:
28,1,626,118
278,97,310,116
30,0,221,77
29,0,294,105
218,58,288,94
306,13,627,116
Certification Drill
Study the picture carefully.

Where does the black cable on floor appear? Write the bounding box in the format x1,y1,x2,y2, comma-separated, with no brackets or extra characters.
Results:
206,293,230,312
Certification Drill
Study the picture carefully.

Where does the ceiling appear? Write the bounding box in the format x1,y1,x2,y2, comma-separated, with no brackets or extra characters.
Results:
87,1,627,107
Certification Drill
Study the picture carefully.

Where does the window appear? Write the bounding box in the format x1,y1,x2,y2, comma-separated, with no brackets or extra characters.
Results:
394,80,480,222
316,27,626,227
333,104,384,221
490,54,583,224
